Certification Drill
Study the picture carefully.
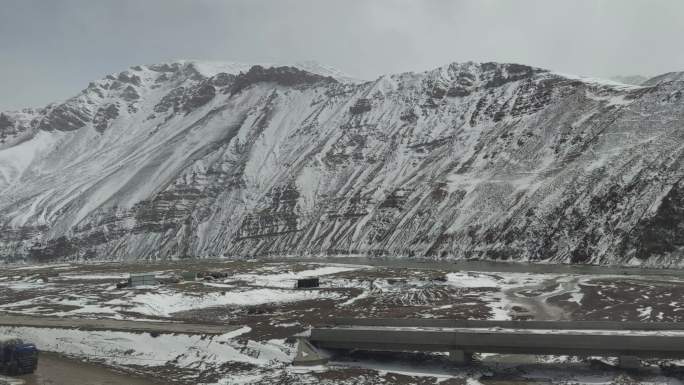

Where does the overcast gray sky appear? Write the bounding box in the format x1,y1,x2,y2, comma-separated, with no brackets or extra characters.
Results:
2,0,684,111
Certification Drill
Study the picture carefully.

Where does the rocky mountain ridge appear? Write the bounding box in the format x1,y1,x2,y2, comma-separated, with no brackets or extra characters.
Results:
1,60,683,266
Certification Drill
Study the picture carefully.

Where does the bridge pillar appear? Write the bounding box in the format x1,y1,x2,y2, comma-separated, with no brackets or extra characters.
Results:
292,338,328,366
448,350,473,365
617,355,641,370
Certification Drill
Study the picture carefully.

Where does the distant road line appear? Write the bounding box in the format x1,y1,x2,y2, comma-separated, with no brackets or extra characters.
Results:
0,313,239,335
273,257,684,277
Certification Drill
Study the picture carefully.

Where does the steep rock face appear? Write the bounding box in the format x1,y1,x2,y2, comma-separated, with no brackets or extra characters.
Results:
1,61,683,266
0,110,39,150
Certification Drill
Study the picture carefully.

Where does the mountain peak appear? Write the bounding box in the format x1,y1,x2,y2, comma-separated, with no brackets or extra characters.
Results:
641,71,684,86
160,60,255,78
292,60,364,84
137,59,364,84
609,75,649,86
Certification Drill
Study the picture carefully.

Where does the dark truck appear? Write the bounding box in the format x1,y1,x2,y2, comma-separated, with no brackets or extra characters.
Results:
0,339,38,375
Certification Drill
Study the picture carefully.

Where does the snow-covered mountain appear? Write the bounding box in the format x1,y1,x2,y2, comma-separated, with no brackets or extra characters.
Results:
609,75,649,86
1,60,683,266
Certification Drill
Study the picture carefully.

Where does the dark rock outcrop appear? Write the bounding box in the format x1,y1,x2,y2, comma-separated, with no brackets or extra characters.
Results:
229,65,337,95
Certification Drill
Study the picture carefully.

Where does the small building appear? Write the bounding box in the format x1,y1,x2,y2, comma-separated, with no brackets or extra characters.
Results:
295,277,320,289
128,273,157,287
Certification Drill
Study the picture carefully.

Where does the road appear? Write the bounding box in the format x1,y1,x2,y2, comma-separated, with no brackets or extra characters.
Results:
277,257,684,277
0,315,239,384
0,314,239,335
502,276,581,320
19,352,161,385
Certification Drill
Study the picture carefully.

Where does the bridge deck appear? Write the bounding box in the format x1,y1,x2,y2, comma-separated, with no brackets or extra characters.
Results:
332,317,684,330
309,319,684,359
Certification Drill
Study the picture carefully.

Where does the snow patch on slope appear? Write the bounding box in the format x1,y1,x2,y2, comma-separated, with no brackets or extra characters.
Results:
229,264,368,288
294,60,364,83
107,288,342,317
0,325,288,368
551,72,644,90
0,130,63,190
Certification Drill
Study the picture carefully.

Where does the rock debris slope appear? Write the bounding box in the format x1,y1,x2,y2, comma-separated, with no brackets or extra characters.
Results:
1,60,683,265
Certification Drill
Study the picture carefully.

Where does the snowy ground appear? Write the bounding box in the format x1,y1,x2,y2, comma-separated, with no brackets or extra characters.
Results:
2,260,684,384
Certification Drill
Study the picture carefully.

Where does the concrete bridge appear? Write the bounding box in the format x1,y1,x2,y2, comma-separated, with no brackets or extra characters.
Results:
304,318,684,368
